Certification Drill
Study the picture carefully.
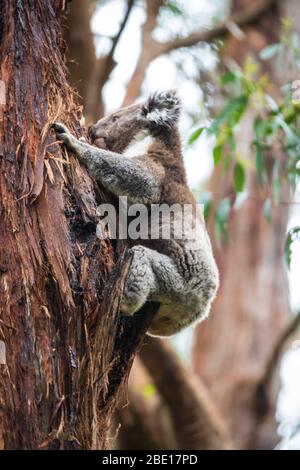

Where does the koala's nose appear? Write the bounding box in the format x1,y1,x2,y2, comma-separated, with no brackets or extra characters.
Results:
88,125,107,149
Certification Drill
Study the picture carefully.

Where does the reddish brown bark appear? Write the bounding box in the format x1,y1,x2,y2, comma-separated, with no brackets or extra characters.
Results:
0,0,156,450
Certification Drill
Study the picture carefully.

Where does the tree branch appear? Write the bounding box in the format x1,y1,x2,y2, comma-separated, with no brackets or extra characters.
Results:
160,0,278,54
140,337,233,450
123,0,279,105
254,311,300,417
116,357,169,450
91,0,135,119
65,0,135,121
111,0,135,58
122,0,165,106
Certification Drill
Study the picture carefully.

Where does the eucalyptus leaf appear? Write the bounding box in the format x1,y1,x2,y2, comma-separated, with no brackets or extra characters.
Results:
272,159,281,204
213,145,223,166
188,127,205,145
233,162,245,192
220,72,238,85
209,95,248,134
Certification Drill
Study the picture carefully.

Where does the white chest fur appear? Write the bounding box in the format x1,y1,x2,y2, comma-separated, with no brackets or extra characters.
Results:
122,131,155,158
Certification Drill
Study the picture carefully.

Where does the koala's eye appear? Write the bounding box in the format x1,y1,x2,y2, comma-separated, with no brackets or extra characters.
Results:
112,115,118,123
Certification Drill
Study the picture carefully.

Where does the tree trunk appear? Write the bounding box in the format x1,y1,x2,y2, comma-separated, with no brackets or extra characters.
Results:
193,0,293,450
0,0,154,450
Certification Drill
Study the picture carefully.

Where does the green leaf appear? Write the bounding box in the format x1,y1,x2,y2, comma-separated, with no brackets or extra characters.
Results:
272,159,281,204
220,72,238,85
276,115,299,145
285,226,300,270
213,145,223,166
254,117,272,140
188,127,205,145
209,95,248,134
259,43,282,60
254,143,267,183
233,162,245,192
228,133,236,151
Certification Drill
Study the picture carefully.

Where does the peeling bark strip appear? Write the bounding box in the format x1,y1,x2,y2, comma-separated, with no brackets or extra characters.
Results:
0,1,155,450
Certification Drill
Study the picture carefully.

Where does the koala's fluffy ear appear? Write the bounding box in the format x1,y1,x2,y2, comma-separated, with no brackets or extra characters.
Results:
142,90,181,128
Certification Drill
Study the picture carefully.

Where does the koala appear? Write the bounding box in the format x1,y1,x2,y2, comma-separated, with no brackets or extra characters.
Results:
53,90,219,336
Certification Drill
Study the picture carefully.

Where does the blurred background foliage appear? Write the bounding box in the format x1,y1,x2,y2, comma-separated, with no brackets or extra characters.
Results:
64,0,300,449
194,34,300,255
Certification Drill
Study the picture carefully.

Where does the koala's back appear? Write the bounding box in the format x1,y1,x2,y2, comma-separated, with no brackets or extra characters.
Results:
131,141,219,336
130,176,216,284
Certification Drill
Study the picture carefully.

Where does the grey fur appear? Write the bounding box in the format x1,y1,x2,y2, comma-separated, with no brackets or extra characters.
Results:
53,90,219,336
142,90,181,128
52,123,161,205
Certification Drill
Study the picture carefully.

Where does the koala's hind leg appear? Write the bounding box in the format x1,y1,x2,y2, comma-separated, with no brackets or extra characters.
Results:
121,245,184,318
121,246,157,315
122,245,208,336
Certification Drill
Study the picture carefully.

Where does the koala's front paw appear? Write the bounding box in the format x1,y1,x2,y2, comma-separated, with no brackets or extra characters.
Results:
52,122,76,151
52,122,70,135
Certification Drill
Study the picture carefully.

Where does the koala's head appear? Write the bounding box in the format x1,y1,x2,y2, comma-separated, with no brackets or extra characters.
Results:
89,90,181,153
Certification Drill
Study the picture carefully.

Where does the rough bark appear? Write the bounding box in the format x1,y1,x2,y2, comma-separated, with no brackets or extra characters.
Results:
193,0,294,450
0,0,157,450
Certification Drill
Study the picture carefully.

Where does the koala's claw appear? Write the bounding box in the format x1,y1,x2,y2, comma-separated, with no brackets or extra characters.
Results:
52,122,78,153
52,122,70,135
